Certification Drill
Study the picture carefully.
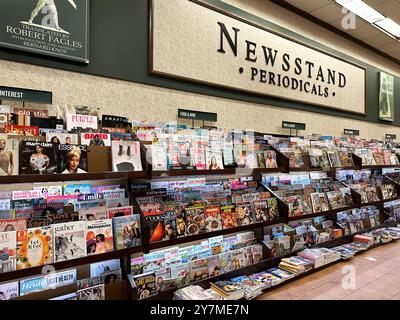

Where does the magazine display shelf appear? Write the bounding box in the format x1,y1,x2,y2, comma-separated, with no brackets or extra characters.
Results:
143,220,396,300
0,245,143,283
0,171,148,184
13,279,130,300
146,218,287,251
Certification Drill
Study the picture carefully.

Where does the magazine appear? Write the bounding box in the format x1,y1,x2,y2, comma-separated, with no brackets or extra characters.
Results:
185,206,206,235
205,148,224,170
235,202,254,226
0,218,26,232
85,219,114,255
77,284,105,300
221,205,238,229
189,258,209,282
53,221,86,262
204,205,222,232
107,206,133,218
0,230,16,273
111,140,142,172
16,226,53,269
0,134,18,175
58,144,88,174
19,141,57,174
112,214,141,249
78,206,108,221
0,281,18,300
252,200,269,222
164,207,177,240
90,259,121,277
190,147,206,170
264,150,278,168
80,133,111,146
207,255,221,277
151,143,168,171
46,133,78,145
132,272,157,300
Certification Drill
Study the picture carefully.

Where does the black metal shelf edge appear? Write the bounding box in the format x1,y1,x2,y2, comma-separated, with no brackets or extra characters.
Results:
0,171,148,184
0,246,143,283
150,167,286,178
148,218,286,251
287,205,359,222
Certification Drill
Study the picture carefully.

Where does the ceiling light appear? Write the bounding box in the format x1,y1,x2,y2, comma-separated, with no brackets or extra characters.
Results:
336,0,385,23
375,18,400,38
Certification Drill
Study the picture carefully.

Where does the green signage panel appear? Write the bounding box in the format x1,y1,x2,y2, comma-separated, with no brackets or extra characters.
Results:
386,134,397,140
344,129,360,136
178,109,217,122
282,121,306,130
0,86,52,104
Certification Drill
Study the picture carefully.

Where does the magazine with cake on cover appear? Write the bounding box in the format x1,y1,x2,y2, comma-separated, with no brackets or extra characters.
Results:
112,214,141,249
0,230,16,273
16,227,53,269
85,219,114,256
111,140,142,172
204,205,222,232
221,205,238,229
0,134,18,175
0,281,18,300
151,143,168,171
53,221,86,262
58,144,88,174
19,141,57,174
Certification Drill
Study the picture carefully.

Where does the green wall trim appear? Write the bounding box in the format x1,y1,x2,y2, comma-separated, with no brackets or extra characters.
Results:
0,0,399,128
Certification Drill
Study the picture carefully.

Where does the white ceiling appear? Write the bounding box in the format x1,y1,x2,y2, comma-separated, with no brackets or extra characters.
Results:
281,0,400,62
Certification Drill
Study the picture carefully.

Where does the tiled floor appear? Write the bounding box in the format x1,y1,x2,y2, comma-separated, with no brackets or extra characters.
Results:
257,241,400,300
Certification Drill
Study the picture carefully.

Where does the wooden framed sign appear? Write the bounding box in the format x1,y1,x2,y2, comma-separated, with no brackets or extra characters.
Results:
150,0,366,114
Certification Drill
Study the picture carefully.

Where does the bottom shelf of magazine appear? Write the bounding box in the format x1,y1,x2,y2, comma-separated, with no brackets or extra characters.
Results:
13,280,130,300
142,221,397,301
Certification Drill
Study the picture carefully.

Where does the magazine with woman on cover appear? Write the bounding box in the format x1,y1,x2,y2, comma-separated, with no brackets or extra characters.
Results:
58,144,88,174
19,141,57,174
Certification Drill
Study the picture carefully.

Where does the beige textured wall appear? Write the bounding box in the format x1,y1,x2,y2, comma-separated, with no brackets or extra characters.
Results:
0,0,400,140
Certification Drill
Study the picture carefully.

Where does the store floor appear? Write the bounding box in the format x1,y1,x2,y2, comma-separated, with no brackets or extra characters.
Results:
256,241,400,300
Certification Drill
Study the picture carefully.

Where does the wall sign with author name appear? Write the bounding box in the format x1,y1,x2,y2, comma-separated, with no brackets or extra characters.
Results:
0,0,90,63
151,0,366,114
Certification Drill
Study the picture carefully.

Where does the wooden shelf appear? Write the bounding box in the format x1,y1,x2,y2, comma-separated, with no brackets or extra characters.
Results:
0,246,143,283
0,171,147,184
148,218,286,251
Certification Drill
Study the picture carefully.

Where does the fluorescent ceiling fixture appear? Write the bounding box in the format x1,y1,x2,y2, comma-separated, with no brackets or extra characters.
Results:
336,0,385,23
375,18,400,38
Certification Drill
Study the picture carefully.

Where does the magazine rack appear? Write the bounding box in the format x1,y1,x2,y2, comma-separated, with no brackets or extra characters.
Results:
2,136,400,300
